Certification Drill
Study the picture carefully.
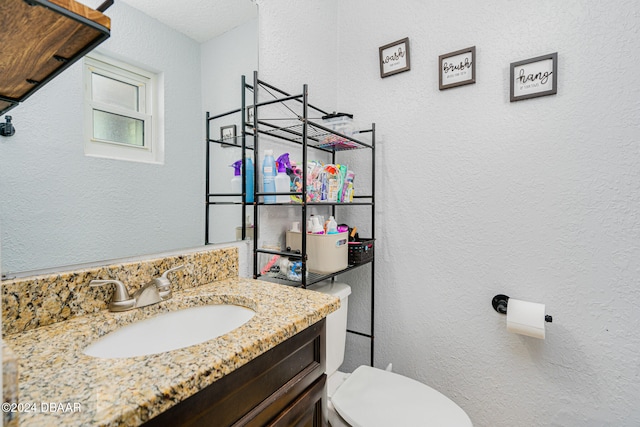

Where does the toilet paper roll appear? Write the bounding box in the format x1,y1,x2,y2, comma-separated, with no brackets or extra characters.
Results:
506,298,546,339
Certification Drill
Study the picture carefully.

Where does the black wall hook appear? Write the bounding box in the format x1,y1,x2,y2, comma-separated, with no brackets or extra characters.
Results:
492,294,553,323
0,116,15,137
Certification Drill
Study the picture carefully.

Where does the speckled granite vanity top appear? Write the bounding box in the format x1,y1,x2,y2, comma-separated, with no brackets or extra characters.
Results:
3,277,339,426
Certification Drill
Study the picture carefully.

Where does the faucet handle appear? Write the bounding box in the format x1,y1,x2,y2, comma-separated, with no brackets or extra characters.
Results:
160,264,185,280
90,279,131,302
153,265,185,299
90,279,136,312
156,265,185,288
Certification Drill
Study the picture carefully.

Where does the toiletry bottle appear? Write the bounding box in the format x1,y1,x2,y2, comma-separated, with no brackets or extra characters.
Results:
275,153,291,203
262,149,276,203
245,155,254,203
230,160,242,195
324,164,339,202
326,216,338,234
311,216,324,234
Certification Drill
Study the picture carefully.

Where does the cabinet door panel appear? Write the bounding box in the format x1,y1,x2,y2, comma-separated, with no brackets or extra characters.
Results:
142,319,325,427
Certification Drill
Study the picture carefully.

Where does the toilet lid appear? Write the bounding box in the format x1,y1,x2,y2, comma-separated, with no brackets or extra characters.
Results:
331,366,472,427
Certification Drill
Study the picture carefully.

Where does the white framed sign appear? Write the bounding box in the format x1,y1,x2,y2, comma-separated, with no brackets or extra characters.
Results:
510,52,558,102
379,37,410,78
439,46,476,90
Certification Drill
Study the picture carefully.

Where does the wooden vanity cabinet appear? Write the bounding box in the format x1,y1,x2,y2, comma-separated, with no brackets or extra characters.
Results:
143,319,326,427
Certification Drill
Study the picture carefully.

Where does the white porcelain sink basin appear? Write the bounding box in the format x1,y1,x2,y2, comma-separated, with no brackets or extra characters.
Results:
84,304,255,359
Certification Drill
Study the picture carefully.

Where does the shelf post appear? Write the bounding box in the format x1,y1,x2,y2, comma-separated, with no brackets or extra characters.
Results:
252,71,260,279
301,83,309,288
205,111,211,245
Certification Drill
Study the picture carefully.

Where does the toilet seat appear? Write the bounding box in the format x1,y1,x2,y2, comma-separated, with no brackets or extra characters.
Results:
331,366,472,427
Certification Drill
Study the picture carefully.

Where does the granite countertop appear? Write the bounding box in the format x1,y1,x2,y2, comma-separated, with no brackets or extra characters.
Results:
3,277,339,427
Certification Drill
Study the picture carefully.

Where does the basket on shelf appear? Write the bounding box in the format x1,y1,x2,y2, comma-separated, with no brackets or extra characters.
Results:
348,238,374,265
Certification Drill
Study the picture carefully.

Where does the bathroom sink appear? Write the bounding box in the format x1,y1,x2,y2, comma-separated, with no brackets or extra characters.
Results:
84,304,255,358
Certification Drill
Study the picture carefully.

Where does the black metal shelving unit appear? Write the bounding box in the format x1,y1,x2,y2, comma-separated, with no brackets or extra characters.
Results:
206,72,376,366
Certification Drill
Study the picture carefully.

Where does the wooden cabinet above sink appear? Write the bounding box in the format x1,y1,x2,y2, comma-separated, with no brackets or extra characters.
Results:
0,0,111,115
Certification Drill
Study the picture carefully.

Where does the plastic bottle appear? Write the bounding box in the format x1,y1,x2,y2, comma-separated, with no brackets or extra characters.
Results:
326,216,338,234
245,156,254,203
311,216,324,234
231,158,255,203
326,170,339,203
230,160,242,195
275,153,291,203
262,149,276,203
307,215,314,234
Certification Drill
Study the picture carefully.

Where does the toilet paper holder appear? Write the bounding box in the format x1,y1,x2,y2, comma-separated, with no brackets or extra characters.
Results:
492,294,553,322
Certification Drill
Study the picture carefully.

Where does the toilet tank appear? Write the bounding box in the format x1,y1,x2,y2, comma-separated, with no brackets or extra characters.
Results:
307,281,351,376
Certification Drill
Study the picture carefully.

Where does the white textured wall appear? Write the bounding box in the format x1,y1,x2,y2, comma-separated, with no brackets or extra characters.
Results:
259,1,640,425
252,0,339,267
0,3,203,274
258,0,338,109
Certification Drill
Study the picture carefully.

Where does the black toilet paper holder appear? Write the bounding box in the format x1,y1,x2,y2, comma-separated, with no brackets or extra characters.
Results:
492,294,553,323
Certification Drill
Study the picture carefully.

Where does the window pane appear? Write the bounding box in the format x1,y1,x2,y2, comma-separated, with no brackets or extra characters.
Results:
92,73,139,111
93,110,144,147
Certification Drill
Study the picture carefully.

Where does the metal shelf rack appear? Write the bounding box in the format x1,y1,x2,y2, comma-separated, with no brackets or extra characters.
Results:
205,71,376,366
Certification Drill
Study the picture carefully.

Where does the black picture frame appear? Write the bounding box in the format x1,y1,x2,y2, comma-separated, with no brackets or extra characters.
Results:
220,124,237,141
439,46,476,90
510,52,558,102
246,106,254,126
379,37,411,78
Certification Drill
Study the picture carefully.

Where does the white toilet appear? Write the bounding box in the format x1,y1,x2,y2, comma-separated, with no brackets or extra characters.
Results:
309,281,472,427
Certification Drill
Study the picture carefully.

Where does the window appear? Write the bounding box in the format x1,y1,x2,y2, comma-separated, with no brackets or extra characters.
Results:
84,53,163,163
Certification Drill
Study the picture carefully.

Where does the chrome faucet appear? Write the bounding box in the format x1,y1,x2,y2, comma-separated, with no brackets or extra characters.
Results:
90,265,185,312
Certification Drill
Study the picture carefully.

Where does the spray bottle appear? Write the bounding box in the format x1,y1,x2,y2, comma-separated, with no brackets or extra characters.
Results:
230,158,255,203
275,153,292,203
263,149,276,203
230,160,242,196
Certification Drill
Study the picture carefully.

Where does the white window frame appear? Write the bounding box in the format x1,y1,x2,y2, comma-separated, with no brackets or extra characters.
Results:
84,53,164,164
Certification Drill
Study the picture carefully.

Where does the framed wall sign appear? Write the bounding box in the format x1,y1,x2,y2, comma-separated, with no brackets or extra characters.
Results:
510,52,558,102
379,37,411,78
220,124,236,141
439,46,476,90
246,106,254,126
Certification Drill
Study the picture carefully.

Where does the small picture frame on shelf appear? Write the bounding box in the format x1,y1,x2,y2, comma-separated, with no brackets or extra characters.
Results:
246,106,254,126
439,46,476,90
510,52,558,102
220,124,236,141
379,37,411,78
